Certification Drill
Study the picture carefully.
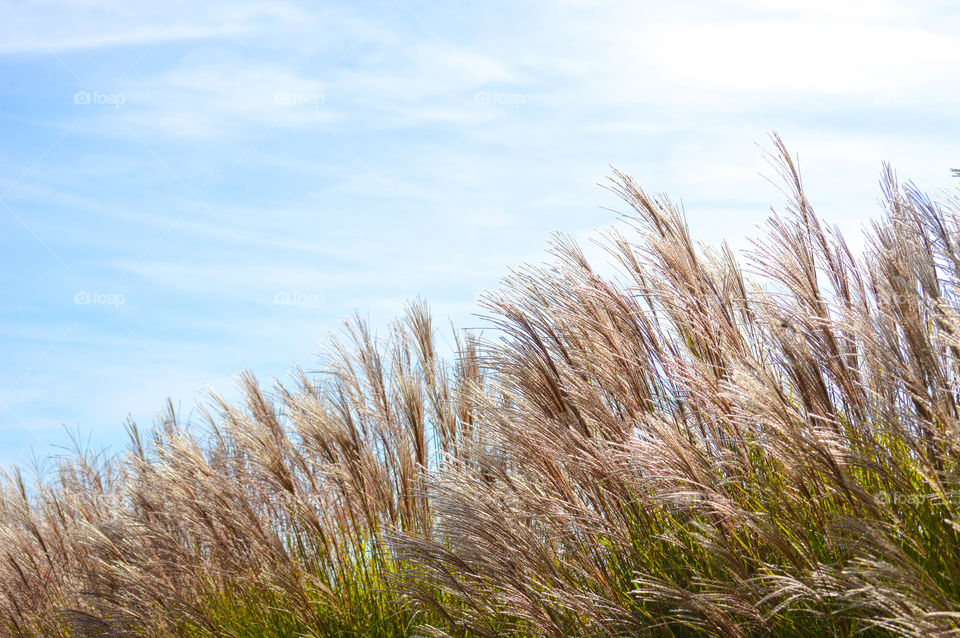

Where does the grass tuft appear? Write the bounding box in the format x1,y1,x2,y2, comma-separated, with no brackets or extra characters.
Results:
3,136,960,636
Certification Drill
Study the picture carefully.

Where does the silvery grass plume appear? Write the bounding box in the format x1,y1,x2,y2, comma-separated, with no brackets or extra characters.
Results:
1,302,487,637
1,135,958,637
394,136,960,637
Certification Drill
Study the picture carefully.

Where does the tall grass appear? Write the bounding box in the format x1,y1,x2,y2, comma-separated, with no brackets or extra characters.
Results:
2,136,959,637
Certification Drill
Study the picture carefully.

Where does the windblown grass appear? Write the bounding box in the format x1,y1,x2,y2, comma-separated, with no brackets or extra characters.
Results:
2,136,959,637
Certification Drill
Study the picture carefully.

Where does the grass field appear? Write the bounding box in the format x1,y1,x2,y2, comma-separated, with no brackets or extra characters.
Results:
3,137,959,637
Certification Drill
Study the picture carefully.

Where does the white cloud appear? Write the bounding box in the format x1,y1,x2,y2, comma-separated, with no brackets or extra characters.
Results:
0,0,301,53
112,62,333,137
636,21,960,97
329,41,524,125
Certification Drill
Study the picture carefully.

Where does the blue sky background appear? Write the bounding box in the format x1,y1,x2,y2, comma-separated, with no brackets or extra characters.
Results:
1,0,958,467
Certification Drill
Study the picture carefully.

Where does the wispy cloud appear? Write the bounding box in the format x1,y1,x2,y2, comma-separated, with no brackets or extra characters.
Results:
114,62,333,137
0,0,300,53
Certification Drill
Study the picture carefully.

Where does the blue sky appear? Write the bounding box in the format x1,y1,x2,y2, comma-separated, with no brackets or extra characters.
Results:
1,0,958,467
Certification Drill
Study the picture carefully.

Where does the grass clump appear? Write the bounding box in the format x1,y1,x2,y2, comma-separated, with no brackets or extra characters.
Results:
2,135,960,637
